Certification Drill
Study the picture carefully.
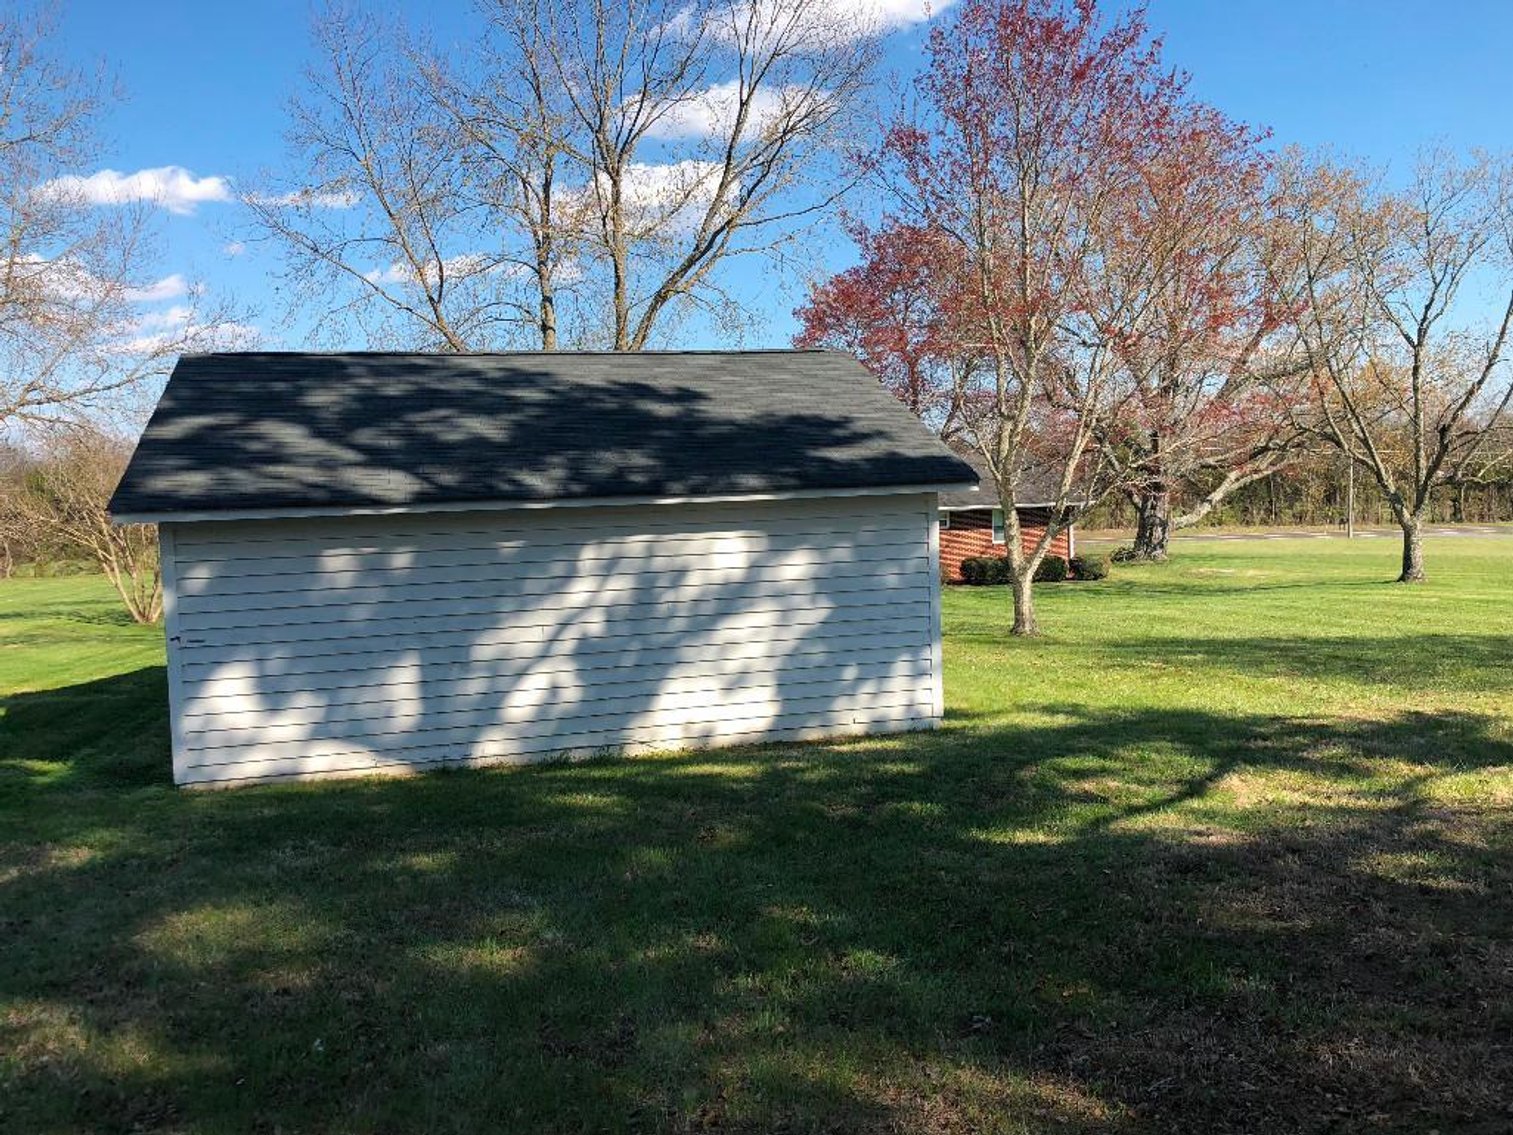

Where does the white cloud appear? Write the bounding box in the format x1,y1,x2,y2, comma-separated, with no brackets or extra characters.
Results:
112,304,260,354
648,79,807,140
245,188,361,209
123,273,190,303
16,253,142,305
13,253,107,303
363,253,500,288
561,161,729,235
648,0,948,139
38,166,233,215
16,256,203,311
711,0,946,47
34,168,360,215
619,160,725,215
11,253,247,352
837,0,946,29
127,304,197,332
222,241,247,257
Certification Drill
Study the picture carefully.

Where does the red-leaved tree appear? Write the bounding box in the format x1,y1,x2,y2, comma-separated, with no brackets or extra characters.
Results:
1093,101,1308,560
794,222,962,423
873,0,1215,633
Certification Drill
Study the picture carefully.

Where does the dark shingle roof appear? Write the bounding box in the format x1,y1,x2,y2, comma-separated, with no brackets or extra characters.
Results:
938,449,1066,509
110,351,976,519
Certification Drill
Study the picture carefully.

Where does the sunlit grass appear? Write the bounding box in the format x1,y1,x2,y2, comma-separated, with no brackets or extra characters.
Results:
1,536,1510,1132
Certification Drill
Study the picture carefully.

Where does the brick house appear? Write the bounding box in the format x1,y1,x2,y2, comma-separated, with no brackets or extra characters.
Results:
939,453,1075,583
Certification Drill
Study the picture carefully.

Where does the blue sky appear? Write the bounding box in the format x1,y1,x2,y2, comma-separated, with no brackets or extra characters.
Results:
50,0,1513,351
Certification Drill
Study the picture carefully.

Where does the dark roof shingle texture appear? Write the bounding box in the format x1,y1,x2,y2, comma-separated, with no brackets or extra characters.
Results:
110,351,976,517
937,448,1066,509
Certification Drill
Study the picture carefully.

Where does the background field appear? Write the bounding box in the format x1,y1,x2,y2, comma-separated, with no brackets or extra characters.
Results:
2,537,1510,1133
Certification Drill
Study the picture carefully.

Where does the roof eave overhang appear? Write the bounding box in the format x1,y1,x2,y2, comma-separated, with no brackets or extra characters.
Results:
111,480,980,527
940,501,1065,512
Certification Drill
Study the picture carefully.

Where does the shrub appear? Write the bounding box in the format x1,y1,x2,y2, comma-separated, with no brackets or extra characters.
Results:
1070,553,1110,581
1034,555,1069,583
1110,545,1141,563
960,555,1077,584
960,555,1011,585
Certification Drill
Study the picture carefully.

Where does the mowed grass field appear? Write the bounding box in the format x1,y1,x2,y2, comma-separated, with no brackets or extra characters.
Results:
1,538,1510,1134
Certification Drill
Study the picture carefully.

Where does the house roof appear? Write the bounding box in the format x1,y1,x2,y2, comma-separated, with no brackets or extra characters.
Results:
937,449,1067,510
109,350,977,520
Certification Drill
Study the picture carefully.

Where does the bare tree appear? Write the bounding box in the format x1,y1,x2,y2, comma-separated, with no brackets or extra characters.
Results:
539,0,880,349
424,0,585,349
1444,418,1513,521
0,8,228,427
252,0,883,350
1095,126,1311,561
246,10,522,350
0,427,162,622
1279,150,1513,582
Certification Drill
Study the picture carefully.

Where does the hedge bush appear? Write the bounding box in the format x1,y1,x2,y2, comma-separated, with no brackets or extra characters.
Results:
960,554,1084,584
1070,553,1111,581
960,554,1011,585
1110,545,1141,563
1034,555,1069,582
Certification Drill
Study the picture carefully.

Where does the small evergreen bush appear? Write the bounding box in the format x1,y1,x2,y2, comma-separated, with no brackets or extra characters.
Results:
1034,555,1069,583
1070,553,1111,580
960,555,1011,585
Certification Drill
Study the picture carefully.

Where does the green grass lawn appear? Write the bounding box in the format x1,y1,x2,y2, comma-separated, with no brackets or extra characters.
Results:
2,538,1510,1134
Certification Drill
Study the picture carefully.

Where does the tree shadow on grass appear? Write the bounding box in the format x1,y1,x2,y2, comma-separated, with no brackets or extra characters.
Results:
0,667,170,795
1099,634,1513,695
1,684,1510,1133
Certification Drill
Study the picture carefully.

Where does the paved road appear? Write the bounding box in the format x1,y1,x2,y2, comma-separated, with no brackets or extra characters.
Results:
1081,525,1513,544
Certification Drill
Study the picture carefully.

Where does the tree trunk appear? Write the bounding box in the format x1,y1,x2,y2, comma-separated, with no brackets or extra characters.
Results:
1345,457,1355,538
1398,513,1426,583
536,241,557,349
1129,487,1171,561
1010,570,1038,636
539,288,557,350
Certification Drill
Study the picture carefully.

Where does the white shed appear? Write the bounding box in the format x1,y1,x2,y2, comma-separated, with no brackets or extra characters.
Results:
110,350,976,787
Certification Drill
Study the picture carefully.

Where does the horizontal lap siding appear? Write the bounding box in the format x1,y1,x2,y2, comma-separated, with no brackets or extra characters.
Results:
1017,509,1073,565
164,495,940,786
939,512,998,582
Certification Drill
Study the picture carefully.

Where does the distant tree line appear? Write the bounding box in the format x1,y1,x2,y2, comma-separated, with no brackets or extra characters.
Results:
1089,447,1513,531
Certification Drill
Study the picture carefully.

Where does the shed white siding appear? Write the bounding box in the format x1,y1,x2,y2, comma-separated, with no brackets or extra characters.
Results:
162,493,942,787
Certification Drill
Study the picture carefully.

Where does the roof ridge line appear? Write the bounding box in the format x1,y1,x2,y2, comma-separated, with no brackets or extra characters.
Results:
179,348,837,359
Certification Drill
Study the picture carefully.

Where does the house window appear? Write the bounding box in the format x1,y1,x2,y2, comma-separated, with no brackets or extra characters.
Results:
940,512,952,530
992,508,1006,544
